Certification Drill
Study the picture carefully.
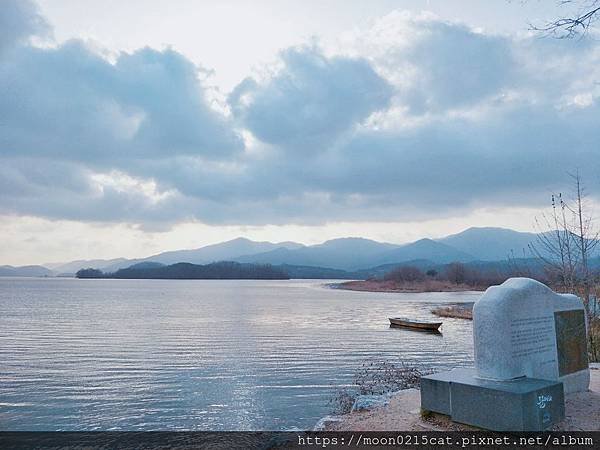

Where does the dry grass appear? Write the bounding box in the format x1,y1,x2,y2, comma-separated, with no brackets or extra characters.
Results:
336,279,483,293
431,303,474,320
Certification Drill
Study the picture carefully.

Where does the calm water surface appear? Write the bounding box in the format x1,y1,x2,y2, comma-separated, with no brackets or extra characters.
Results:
0,278,479,430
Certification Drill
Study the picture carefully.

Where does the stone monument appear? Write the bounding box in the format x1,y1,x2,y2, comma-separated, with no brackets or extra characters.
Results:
474,277,589,394
421,277,590,431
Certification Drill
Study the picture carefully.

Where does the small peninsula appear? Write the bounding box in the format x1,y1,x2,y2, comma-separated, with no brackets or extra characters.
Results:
334,279,483,293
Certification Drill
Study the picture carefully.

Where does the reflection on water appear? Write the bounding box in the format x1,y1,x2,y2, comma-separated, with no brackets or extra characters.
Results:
0,278,479,430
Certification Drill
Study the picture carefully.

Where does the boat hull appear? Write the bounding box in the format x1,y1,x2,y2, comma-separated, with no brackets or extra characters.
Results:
388,317,442,331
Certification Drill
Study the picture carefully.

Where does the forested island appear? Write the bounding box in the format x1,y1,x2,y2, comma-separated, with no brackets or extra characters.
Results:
76,261,290,280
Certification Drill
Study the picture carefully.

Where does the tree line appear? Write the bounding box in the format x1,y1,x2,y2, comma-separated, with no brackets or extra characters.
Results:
382,261,529,288
76,261,290,280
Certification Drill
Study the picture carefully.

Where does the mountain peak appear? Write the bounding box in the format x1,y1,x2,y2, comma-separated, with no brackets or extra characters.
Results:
378,238,475,265
320,237,382,245
438,227,537,261
447,227,531,236
412,238,437,244
227,237,253,243
316,237,397,252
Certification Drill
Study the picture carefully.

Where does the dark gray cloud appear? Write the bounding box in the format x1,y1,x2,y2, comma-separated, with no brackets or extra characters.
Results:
229,47,393,152
1,2,600,228
0,41,242,164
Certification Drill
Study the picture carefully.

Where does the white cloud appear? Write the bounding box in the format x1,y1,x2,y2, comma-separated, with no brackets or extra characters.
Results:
228,45,393,152
2,1,600,234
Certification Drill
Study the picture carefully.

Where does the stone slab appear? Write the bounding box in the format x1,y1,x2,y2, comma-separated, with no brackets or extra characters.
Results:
421,368,565,431
555,309,588,376
420,369,455,415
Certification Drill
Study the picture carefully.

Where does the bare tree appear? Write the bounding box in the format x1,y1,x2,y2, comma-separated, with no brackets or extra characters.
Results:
569,173,600,361
571,173,598,287
530,173,599,360
445,262,468,285
529,192,578,291
531,1,600,38
507,248,534,279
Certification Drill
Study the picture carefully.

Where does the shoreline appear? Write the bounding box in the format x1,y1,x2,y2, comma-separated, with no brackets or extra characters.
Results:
319,367,600,431
331,279,485,294
328,281,478,319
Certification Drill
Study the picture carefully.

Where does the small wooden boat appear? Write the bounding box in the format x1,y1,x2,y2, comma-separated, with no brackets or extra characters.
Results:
389,317,442,331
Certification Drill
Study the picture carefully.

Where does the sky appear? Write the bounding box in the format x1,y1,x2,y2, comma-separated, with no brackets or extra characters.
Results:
2,0,600,265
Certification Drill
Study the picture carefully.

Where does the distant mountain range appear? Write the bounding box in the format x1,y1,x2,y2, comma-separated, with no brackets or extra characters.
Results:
2,227,570,278
234,237,474,270
0,265,54,277
44,238,304,275
45,258,129,274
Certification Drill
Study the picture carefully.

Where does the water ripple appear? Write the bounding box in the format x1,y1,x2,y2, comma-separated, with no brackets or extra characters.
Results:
0,278,477,430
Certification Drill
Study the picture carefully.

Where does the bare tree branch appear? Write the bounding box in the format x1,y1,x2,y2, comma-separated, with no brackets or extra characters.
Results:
530,0,600,38
530,173,599,360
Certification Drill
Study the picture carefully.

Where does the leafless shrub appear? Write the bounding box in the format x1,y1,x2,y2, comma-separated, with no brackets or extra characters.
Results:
329,388,355,415
354,360,434,395
329,360,434,415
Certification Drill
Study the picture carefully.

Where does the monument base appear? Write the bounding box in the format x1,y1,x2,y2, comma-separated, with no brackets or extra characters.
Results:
421,368,565,431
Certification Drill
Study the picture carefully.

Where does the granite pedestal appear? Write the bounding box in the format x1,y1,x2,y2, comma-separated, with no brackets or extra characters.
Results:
421,368,565,431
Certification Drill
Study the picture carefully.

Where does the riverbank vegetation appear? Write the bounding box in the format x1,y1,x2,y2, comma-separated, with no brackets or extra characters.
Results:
330,360,433,415
76,261,290,280
336,261,530,293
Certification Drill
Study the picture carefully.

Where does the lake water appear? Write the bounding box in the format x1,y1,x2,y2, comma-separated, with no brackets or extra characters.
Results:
0,278,479,431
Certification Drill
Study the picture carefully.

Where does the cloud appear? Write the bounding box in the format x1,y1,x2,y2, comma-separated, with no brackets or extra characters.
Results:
228,46,393,152
359,13,515,114
0,0,49,54
0,41,242,164
402,22,513,112
1,3,600,229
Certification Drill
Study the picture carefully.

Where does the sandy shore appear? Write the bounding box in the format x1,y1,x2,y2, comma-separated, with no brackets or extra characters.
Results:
333,280,484,293
322,367,600,431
